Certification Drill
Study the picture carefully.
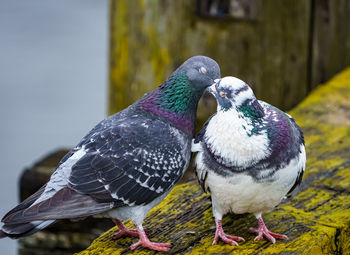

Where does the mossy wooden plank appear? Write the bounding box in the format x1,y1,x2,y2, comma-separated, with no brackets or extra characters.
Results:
78,67,350,254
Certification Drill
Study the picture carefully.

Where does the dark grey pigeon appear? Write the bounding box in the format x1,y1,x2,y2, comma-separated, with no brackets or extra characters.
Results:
192,76,305,246
0,56,220,252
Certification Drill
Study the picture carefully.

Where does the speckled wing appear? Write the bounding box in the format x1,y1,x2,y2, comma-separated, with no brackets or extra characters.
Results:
259,102,305,170
68,112,190,207
259,102,305,194
2,111,190,223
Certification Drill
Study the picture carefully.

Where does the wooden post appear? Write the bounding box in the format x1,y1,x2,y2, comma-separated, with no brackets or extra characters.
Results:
311,0,350,89
108,0,310,119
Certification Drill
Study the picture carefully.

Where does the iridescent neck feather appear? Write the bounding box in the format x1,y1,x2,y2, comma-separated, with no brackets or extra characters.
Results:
136,71,203,137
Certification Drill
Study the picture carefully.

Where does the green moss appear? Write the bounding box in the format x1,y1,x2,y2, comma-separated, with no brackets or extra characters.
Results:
109,0,129,114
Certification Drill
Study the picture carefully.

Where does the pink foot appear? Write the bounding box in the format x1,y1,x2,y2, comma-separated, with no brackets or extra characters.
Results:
250,217,288,244
212,219,245,246
130,225,171,252
131,240,171,252
112,219,139,239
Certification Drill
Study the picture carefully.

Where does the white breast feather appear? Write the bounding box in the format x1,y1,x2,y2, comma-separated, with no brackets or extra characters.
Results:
207,144,306,217
205,109,270,167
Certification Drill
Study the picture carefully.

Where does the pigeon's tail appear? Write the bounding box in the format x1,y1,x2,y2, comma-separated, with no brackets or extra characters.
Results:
0,184,56,239
0,220,55,239
1,184,116,239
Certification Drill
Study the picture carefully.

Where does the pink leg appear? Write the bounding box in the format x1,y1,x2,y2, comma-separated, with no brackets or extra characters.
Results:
112,219,139,239
130,224,171,252
212,219,245,246
250,217,288,244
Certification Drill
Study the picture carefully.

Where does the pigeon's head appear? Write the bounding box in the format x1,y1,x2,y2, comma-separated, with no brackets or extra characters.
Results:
208,76,258,111
176,56,221,92
137,56,220,136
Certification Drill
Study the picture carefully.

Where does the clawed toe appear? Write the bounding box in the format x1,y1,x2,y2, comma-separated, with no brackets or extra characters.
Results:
112,219,140,239
214,233,245,246
112,219,170,251
213,235,238,246
269,232,288,240
224,234,245,242
112,228,139,239
250,217,288,244
212,219,245,246
253,232,276,243
131,240,171,252
249,227,259,234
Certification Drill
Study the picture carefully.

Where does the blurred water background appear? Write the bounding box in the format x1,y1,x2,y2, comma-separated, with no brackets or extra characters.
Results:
0,0,108,253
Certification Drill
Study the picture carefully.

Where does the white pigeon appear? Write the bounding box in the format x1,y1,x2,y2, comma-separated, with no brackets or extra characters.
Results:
192,76,306,245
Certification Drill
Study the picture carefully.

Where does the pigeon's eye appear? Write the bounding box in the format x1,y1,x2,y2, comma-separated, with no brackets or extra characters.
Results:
199,66,207,75
219,91,227,98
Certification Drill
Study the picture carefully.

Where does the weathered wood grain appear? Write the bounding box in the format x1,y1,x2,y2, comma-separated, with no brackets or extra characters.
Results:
108,0,310,120
78,68,350,254
311,0,350,90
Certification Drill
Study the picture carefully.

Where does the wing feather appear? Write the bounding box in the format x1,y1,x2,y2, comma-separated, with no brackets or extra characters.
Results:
67,114,189,207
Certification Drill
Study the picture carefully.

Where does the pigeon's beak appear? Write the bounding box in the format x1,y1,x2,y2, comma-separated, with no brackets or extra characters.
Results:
206,79,220,95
